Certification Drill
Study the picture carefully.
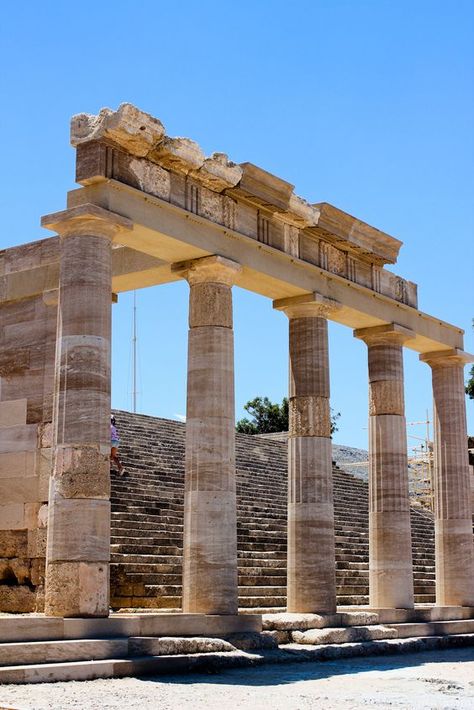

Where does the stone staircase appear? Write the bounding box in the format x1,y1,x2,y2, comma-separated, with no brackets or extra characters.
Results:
110,410,436,610
1,611,474,684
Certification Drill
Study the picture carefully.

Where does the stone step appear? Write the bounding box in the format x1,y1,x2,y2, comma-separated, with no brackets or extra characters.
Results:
0,639,129,667
335,595,369,605
238,596,286,607
0,650,256,684
291,624,397,645
387,620,474,638
111,545,181,556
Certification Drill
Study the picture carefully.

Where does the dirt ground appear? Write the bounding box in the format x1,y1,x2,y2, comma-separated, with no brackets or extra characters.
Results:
0,647,473,710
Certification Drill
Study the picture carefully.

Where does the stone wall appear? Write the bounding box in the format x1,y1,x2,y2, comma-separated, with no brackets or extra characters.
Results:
0,242,57,612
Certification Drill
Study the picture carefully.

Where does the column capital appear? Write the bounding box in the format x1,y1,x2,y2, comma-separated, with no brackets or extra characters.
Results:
354,323,415,346
41,204,133,240
171,255,241,286
419,348,474,368
273,292,341,319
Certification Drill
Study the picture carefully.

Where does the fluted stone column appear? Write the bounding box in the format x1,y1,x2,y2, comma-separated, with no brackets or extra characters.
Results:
41,204,132,617
355,324,415,609
274,293,340,613
420,349,474,607
172,255,242,614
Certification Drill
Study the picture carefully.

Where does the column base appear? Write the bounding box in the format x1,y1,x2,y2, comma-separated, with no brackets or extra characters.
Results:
44,561,109,618
369,511,414,609
435,520,474,607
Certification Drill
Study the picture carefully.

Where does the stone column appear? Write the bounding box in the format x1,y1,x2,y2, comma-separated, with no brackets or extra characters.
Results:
355,324,415,609
274,293,340,613
172,255,242,614
420,349,474,607
41,204,132,617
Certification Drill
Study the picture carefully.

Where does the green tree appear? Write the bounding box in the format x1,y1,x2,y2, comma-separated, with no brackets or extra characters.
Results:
236,396,340,435
465,319,474,399
466,365,474,400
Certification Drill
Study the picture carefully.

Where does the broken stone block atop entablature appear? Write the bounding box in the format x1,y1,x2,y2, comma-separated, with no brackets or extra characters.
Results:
312,202,402,266
70,103,403,264
149,136,206,175
69,103,417,306
228,162,294,212
191,153,243,193
71,103,165,157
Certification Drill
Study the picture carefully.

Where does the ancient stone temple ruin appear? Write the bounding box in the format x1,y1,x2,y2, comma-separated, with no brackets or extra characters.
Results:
0,104,472,682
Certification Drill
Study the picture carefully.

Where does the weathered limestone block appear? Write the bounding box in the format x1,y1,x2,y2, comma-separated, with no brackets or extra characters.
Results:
192,153,242,192
150,137,205,175
51,446,110,499
288,437,333,503
235,201,258,238
369,380,404,415
225,632,277,650
230,162,294,212
0,424,38,453
27,528,47,558
185,418,235,491
0,477,38,504
285,195,319,228
298,234,320,266
71,103,165,157
0,530,28,558
45,561,109,617
0,585,36,612
287,497,336,612
313,202,402,265
37,448,52,501
0,557,30,584
262,613,329,631
75,140,172,201
30,557,45,586
182,490,238,614
288,318,331,398
369,511,414,607
355,259,373,288
129,636,237,656
0,399,27,428
129,157,171,199
37,504,48,528
0,451,36,479
168,171,190,208
326,244,347,276
289,396,331,438
282,223,300,257
291,625,397,645
0,502,40,531
195,185,223,223
263,629,291,645
47,499,110,562
188,282,233,328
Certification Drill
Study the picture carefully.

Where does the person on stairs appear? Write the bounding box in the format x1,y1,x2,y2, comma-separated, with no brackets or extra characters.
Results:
110,415,126,475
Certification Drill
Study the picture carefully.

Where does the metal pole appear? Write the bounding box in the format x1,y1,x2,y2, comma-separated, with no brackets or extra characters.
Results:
132,290,137,413
426,408,433,511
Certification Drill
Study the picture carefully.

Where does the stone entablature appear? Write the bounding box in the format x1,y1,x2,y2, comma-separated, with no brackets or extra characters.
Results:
72,104,417,308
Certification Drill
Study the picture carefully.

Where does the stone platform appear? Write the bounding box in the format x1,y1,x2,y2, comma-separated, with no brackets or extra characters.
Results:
0,612,261,643
1,608,473,684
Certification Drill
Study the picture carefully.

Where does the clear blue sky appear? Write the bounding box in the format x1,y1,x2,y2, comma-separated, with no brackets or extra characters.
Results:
1,0,473,450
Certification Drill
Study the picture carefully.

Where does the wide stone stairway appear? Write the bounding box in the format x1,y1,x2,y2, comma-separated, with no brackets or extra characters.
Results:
110,410,436,610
